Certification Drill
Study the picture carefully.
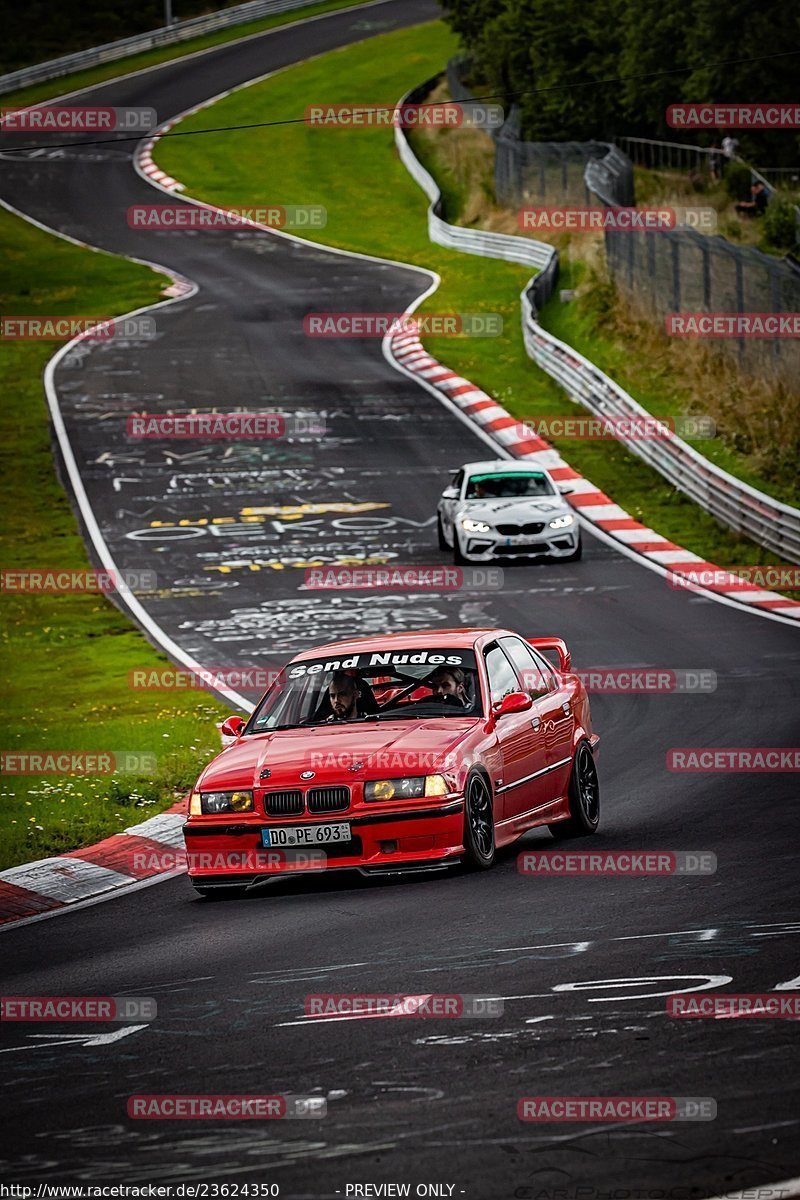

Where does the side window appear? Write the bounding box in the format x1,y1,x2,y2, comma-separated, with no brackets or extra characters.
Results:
484,644,519,705
500,637,552,699
451,470,464,494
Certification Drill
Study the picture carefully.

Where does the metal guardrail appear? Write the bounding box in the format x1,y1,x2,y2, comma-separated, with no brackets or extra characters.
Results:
0,0,322,96
398,81,553,272
396,82,800,563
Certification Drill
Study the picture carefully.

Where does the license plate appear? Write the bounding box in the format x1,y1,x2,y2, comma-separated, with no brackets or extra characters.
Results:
261,823,351,848
505,534,538,546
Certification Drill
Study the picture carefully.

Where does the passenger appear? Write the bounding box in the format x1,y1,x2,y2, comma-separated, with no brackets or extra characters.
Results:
327,670,360,721
429,666,468,707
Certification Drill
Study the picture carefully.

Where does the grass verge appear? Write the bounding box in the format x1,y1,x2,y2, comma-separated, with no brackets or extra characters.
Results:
0,208,228,870
156,19,799,581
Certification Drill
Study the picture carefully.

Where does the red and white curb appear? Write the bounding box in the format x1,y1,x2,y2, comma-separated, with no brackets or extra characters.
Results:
136,79,800,626
0,800,187,928
389,331,800,622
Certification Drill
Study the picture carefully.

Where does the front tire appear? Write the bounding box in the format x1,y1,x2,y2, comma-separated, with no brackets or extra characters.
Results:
463,770,496,869
548,741,599,840
561,534,582,562
437,512,449,551
453,530,468,564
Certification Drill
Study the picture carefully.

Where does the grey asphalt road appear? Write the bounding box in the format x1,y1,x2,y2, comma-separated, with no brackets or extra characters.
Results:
1,1,799,1195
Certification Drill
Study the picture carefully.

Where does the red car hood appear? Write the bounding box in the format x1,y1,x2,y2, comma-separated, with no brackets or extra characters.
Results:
198,717,479,791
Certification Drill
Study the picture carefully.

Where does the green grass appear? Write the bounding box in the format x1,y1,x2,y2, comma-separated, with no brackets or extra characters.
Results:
0,209,229,870
1,0,378,110
156,19,798,577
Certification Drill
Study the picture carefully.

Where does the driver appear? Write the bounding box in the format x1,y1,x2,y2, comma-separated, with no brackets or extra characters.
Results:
327,670,360,721
428,665,468,707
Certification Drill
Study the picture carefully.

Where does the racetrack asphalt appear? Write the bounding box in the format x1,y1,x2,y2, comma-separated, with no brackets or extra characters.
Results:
0,1,799,1193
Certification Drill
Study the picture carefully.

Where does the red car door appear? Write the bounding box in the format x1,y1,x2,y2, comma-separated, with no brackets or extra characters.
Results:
484,640,548,821
500,636,574,811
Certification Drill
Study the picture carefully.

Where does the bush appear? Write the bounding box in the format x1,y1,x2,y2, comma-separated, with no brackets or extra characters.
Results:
724,161,753,201
762,197,799,252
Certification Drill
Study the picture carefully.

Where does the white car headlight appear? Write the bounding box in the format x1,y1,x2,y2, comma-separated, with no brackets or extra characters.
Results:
461,518,492,533
549,514,575,529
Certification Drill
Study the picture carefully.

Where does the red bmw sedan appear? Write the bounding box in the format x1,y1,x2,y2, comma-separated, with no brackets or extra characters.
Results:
183,628,600,897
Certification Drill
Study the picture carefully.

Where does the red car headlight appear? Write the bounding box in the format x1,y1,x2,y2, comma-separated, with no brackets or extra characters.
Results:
197,790,254,815
364,775,448,802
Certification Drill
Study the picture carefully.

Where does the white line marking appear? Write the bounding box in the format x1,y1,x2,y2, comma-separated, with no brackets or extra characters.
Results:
0,1024,148,1053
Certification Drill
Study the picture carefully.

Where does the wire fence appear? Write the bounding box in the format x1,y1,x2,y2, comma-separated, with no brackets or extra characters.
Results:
605,227,800,383
446,60,799,388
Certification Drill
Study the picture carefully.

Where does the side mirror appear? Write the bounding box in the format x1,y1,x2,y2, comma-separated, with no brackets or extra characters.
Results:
220,715,245,739
442,486,458,500
493,690,533,717
558,483,574,495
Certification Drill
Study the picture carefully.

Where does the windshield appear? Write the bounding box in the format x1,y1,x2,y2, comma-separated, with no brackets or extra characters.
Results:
246,647,481,732
465,471,555,499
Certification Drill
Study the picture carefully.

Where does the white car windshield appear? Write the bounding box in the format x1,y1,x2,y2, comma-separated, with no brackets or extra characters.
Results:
464,471,555,499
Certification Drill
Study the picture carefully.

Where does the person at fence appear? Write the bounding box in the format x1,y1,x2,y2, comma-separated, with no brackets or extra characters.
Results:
735,179,769,217
708,146,722,182
429,666,469,707
327,670,361,721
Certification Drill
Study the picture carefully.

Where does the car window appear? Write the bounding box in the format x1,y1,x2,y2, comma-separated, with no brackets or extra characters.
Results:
484,643,519,705
451,470,464,493
500,636,552,698
464,471,555,499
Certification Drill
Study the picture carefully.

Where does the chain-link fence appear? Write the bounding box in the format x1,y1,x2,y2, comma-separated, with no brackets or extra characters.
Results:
446,57,634,208
447,57,798,386
606,229,800,383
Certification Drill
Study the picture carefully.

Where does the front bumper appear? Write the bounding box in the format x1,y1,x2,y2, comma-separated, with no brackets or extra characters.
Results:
183,798,465,884
460,528,580,560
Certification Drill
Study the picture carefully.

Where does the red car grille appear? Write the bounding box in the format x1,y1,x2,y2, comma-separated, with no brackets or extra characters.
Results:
307,786,350,813
262,787,351,815
263,790,303,816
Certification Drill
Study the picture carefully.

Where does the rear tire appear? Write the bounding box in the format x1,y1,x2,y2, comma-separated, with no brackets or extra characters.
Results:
548,741,599,840
463,770,496,869
437,513,449,551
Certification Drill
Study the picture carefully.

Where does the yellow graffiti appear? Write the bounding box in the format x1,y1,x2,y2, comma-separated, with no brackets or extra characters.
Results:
239,502,390,517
